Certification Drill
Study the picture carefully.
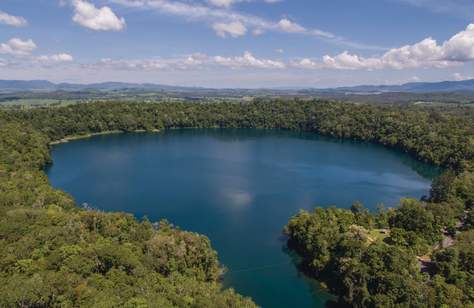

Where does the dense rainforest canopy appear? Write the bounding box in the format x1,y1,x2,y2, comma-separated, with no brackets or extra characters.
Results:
1,99,474,307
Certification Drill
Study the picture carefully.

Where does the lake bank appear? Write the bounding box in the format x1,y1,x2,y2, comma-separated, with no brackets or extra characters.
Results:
49,129,160,145
46,129,436,307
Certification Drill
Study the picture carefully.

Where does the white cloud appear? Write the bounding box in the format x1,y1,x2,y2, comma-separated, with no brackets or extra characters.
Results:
298,23,474,71
93,58,165,70
87,53,208,71
110,0,381,49
35,53,74,64
85,51,284,71
50,53,74,62
0,38,37,56
73,0,126,31
3,23,474,76
0,11,28,27
274,18,336,39
214,51,285,69
293,53,382,70
212,21,247,37
380,38,444,69
292,58,320,69
0,37,72,66
277,18,305,33
442,24,474,61
452,73,473,81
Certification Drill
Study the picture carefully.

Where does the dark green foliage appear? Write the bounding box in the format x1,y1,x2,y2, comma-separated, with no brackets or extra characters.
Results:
431,231,474,305
285,206,433,307
1,100,474,307
282,100,474,307
286,204,474,307
465,210,474,230
389,199,442,244
430,170,457,203
10,99,474,168
0,110,256,307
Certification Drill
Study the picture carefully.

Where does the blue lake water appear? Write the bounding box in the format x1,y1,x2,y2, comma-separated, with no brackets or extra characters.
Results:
46,129,437,307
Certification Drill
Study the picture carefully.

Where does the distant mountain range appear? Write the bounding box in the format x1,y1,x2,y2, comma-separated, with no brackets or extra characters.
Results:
1,79,474,93
329,79,474,93
0,80,198,92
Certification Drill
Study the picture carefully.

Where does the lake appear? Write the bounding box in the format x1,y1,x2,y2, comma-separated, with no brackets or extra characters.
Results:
46,129,437,308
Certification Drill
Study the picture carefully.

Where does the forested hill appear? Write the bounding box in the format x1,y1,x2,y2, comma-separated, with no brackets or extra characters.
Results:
1,79,474,93
331,78,474,93
15,100,474,167
1,100,473,307
0,106,257,307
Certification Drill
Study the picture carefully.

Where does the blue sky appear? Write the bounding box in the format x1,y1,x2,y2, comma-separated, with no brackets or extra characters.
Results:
0,0,473,87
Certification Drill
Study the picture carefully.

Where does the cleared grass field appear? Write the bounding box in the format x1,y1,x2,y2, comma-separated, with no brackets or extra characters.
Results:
0,98,80,108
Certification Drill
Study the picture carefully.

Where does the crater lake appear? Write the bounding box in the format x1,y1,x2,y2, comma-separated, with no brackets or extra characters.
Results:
46,129,438,308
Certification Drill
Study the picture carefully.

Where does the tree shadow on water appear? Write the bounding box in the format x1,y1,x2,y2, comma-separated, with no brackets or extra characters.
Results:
280,237,340,308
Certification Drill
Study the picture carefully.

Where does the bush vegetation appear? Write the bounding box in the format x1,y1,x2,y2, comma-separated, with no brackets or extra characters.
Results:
1,99,473,307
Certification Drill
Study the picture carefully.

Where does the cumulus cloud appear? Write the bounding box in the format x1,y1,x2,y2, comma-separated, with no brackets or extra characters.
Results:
0,11,28,27
322,52,383,70
85,51,285,71
293,53,381,70
0,37,72,67
87,53,208,71
442,24,474,61
212,21,247,37
297,24,474,70
0,38,37,56
92,58,165,70
34,53,74,64
292,58,320,69
214,51,285,69
73,0,126,31
58,23,474,73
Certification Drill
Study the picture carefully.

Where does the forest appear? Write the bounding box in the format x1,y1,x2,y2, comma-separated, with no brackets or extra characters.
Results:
1,99,473,307
0,106,257,307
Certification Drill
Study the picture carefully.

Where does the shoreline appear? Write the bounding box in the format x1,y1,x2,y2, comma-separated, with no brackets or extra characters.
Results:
49,129,160,145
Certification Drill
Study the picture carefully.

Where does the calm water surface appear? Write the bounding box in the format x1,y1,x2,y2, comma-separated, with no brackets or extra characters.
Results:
46,129,437,308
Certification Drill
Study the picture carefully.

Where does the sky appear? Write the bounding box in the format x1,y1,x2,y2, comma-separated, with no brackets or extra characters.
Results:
0,0,473,88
